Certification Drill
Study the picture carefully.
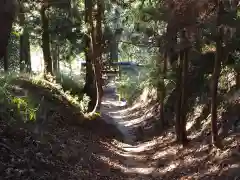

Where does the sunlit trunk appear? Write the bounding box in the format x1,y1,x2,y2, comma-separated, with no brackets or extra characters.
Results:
83,0,97,112
95,0,104,108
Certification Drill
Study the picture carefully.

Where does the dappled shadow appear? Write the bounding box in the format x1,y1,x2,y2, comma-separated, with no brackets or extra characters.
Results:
0,113,133,179
98,131,240,180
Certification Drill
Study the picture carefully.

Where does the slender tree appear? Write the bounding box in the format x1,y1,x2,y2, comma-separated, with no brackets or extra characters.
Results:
83,0,96,112
40,1,53,75
3,49,9,72
179,29,190,145
210,0,225,148
95,0,104,105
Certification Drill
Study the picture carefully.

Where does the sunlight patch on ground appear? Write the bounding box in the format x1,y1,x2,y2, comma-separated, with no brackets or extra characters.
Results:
120,139,158,153
108,102,143,115
158,160,181,174
152,147,177,160
110,111,153,127
114,150,147,159
101,100,127,107
119,117,144,127
97,155,155,175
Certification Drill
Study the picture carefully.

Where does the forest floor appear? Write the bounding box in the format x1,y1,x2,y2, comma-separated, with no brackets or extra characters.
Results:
0,78,240,179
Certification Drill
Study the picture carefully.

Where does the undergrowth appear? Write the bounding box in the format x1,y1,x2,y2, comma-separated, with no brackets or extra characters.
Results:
29,73,90,113
0,73,38,123
0,73,90,124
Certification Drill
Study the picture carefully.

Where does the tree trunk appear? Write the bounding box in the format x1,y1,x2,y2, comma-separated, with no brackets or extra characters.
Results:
40,4,53,75
195,28,202,53
211,37,222,147
0,0,15,60
175,30,189,145
175,50,184,142
52,39,59,75
19,2,31,72
83,0,97,112
159,51,167,126
95,0,104,109
236,71,240,89
179,45,189,145
210,0,224,148
166,21,178,68
3,49,8,72
25,32,31,72
19,8,31,73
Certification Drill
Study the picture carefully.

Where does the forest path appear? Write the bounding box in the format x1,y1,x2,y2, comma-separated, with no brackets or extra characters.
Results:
100,86,156,176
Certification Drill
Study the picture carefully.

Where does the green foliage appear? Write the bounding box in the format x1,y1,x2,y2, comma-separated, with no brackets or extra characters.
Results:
11,97,38,122
80,94,90,113
0,74,38,122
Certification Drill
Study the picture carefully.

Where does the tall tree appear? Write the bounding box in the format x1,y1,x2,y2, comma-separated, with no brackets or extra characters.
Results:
3,49,9,72
158,50,167,127
19,2,31,72
83,0,96,112
179,29,190,145
210,0,225,148
51,38,60,75
0,0,16,60
41,1,53,75
84,0,104,112
95,0,104,104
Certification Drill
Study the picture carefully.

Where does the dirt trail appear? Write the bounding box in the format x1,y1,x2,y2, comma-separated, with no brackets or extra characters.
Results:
100,88,156,177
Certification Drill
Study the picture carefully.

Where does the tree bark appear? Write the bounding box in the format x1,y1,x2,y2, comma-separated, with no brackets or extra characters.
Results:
179,44,189,145
0,0,15,60
210,0,224,148
166,19,178,68
175,50,184,142
52,41,59,75
19,5,31,73
3,49,8,72
175,30,189,145
195,28,202,53
40,3,53,75
19,32,31,72
236,71,240,89
159,51,167,126
83,0,98,112
95,0,104,108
